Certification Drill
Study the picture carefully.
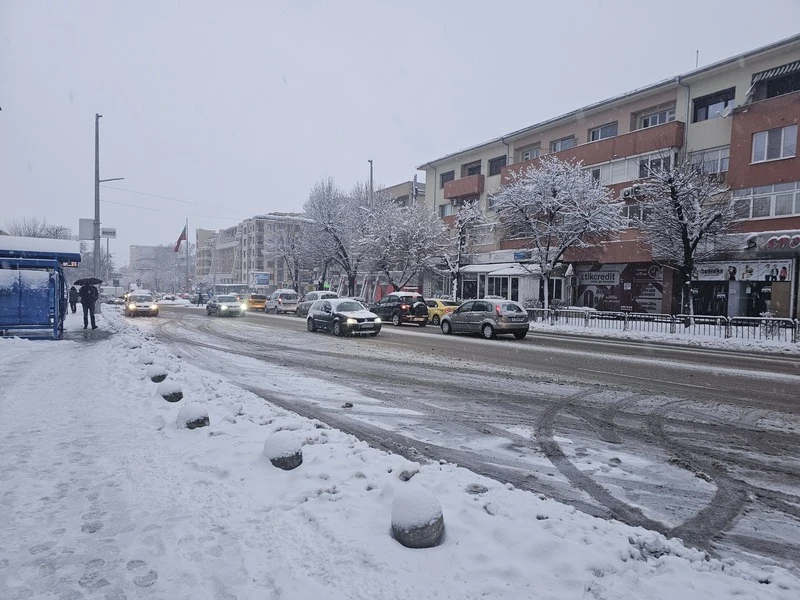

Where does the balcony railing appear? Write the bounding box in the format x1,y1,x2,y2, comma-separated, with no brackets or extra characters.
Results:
502,120,685,184
444,174,485,199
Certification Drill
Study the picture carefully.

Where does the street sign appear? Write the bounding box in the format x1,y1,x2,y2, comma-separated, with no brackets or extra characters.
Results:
101,228,116,238
79,218,94,240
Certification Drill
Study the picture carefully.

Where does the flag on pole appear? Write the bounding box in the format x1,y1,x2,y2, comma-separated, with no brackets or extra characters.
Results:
174,224,187,252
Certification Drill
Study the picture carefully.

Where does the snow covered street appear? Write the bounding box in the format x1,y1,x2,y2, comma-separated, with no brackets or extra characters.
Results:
2,309,799,599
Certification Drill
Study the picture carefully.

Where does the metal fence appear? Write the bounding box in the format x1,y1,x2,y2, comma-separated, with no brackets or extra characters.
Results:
526,308,799,343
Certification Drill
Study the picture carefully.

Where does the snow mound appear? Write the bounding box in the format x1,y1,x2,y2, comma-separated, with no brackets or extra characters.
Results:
157,380,183,402
147,366,168,383
391,485,445,548
263,430,302,460
176,402,210,430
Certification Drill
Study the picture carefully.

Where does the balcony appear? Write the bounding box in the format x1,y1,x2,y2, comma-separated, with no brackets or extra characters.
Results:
444,174,485,199
502,120,685,183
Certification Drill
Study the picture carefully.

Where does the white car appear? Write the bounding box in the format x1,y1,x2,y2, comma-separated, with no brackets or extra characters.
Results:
206,295,247,317
265,289,299,314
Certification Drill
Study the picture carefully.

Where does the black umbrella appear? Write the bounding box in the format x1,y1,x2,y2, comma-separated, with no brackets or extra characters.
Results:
74,277,103,286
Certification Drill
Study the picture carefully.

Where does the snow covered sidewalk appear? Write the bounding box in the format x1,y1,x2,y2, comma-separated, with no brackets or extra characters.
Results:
1,310,799,599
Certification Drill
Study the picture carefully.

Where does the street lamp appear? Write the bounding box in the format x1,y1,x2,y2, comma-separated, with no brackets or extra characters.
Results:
94,113,124,278
368,159,374,206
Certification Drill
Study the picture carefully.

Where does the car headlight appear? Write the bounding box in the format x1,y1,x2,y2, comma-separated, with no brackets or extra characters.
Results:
150,304,158,310
346,318,357,324
240,304,247,310
374,317,381,323
128,303,136,310
220,305,228,311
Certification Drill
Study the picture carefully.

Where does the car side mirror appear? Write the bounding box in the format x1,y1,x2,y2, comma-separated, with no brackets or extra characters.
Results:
324,306,331,313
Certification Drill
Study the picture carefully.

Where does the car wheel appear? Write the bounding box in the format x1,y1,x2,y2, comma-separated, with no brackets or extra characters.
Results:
441,320,452,335
307,318,316,332
513,331,527,340
206,308,212,316
431,315,440,326
333,320,343,336
391,313,401,326
482,324,495,339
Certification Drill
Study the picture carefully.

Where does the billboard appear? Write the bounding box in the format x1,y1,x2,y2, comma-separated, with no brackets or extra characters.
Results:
249,271,270,287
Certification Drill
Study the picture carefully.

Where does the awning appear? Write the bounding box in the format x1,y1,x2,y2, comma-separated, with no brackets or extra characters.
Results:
460,263,516,274
751,60,800,84
487,264,540,276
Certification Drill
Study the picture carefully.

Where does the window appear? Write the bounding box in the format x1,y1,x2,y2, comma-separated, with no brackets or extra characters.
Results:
461,160,481,177
752,125,797,162
751,62,800,101
589,122,618,142
550,136,576,153
591,168,601,182
732,181,800,219
488,155,507,177
693,88,735,122
638,155,670,178
438,203,457,217
690,146,730,173
638,107,676,129
521,146,540,161
440,170,455,188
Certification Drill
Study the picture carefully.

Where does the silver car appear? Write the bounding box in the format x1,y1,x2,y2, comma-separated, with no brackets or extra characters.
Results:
265,289,299,314
296,291,339,317
440,298,529,339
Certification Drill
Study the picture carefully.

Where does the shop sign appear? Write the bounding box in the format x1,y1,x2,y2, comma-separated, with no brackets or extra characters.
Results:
695,260,792,282
766,234,800,249
578,271,620,286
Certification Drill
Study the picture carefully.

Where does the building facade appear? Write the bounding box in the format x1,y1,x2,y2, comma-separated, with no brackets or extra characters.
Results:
419,34,800,317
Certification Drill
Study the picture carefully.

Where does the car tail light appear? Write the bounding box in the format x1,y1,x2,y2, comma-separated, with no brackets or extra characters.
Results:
400,304,409,310
278,298,283,305
495,304,502,316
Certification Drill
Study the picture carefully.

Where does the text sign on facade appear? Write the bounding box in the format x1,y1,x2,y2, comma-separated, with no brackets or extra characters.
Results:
78,218,94,241
766,234,800,249
101,228,116,238
578,271,621,286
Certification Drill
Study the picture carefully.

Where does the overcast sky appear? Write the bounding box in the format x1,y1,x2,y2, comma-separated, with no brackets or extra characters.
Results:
2,0,800,266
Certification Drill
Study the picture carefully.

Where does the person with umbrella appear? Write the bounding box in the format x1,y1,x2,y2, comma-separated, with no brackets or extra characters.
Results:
68,285,79,314
76,277,101,330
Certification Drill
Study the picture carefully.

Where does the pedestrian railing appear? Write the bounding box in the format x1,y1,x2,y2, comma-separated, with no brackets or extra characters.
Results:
526,308,799,343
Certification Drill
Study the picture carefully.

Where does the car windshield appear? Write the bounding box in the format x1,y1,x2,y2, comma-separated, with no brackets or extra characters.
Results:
218,295,237,302
442,301,459,307
322,293,338,299
280,294,298,300
502,303,524,313
336,301,363,312
131,295,152,302
398,295,421,303
248,294,266,300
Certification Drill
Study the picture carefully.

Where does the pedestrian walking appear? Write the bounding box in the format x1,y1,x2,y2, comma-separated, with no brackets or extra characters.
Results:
79,282,99,330
197,292,204,306
68,286,79,314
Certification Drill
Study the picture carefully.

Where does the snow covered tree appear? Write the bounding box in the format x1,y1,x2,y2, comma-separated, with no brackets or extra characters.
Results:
493,156,624,310
441,200,486,300
4,217,74,240
302,178,370,296
265,216,310,291
635,153,738,316
362,194,446,292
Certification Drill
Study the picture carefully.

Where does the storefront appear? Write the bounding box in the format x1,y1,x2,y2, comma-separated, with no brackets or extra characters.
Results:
459,263,539,302
693,259,794,317
575,263,664,313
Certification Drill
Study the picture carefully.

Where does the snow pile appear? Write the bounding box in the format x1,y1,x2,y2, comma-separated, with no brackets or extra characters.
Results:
263,429,303,460
156,380,183,402
176,402,210,429
391,484,445,548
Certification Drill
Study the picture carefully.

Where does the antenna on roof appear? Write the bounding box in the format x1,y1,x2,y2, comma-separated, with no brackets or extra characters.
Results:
696,50,699,69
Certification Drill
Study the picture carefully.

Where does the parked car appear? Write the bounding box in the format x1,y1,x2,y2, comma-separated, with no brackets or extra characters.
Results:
296,291,339,317
306,298,382,336
265,289,299,314
124,292,159,317
242,293,267,311
370,292,428,326
426,298,459,325
440,298,529,339
206,294,247,317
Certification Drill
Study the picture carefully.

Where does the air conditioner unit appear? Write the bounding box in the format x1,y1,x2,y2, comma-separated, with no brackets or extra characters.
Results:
631,184,643,196
621,187,633,199
451,198,463,206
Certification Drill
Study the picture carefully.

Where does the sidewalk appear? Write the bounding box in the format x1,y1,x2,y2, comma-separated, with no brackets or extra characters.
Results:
1,309,798,599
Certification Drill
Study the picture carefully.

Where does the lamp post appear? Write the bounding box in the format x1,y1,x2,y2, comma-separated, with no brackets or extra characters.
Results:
368,159,374,206
93,113,124,278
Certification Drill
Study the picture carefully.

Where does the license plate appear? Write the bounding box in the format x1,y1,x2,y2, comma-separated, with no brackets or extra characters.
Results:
360,323,374,329
511,317,525,322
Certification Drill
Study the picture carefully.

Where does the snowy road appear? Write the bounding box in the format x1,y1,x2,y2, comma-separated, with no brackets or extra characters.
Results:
152,306,800,567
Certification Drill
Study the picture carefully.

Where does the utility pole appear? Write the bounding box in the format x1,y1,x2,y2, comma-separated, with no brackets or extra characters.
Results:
368,159,374,206
93,113,124,279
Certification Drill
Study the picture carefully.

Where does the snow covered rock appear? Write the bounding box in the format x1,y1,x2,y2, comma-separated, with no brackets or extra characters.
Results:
147,366,168,383
263,430,303,470
176,403,210,430
157,380,183,402
391,485,445,548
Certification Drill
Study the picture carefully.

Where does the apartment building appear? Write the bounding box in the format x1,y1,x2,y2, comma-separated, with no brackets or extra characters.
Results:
419,34,800,317
382,179,425,207
195,213,308,293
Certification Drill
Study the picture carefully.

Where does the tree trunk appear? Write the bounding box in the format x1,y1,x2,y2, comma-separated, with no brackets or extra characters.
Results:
348,273,357,297
543,276,550,311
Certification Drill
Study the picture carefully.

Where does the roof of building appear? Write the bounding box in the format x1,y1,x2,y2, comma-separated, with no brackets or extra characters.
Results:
417,33,800,169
